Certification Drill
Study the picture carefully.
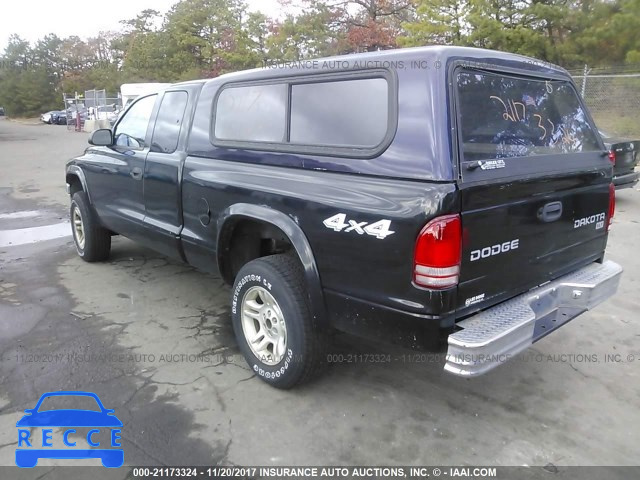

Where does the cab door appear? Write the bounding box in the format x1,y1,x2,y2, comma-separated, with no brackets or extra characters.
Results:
142,90,191,260
83,94,157,240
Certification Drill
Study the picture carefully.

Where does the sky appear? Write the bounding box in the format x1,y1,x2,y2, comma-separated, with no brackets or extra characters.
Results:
0,0,289,51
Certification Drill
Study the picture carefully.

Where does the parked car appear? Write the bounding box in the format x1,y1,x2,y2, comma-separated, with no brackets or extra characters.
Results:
51,111,68,125
65,46,622,388
41,111,69,125
40,111,61,124
0,106,5,116
599,130,639,190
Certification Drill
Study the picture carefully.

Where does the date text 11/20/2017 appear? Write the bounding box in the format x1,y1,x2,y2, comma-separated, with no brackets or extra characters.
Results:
132,466,498,478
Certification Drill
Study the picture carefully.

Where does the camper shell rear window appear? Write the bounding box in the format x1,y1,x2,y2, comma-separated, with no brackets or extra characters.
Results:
456,70,601,163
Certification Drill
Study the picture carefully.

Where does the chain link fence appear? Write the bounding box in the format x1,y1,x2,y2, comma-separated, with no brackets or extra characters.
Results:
570,66,640,139
63,90,122,132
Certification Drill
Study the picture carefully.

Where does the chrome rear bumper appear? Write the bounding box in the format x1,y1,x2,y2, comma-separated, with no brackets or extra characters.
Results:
445,260,623,377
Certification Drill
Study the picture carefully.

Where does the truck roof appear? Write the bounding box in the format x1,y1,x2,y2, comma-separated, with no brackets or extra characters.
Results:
190,46,570,87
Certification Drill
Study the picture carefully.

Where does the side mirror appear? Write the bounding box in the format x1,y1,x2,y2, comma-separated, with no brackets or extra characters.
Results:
89,129,113,146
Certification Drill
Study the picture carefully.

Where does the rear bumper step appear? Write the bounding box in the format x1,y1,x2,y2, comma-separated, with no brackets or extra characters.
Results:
613,171,639,189
445,260,623,377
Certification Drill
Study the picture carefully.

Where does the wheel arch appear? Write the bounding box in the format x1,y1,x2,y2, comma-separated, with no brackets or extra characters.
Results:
217,204,327,326
65,166,90,202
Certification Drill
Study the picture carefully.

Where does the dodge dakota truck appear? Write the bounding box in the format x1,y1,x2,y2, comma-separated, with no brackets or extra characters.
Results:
66,46,622,388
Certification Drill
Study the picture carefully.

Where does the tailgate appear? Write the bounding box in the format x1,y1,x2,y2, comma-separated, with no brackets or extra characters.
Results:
453,68,612,314
458,175,610,312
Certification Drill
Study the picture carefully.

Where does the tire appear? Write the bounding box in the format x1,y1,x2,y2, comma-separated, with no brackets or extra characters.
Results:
70,191,111,262
231,254,326,389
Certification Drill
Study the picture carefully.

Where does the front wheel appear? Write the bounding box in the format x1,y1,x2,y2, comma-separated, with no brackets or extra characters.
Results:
70,191,111,262
231,254,326,389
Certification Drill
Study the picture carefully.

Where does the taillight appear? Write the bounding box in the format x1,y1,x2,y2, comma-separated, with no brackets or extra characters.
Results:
414,214,462,289
608,150,616,165
607,183,615,231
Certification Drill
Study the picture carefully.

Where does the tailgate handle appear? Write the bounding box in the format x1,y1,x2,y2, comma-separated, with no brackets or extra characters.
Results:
537,201,563,223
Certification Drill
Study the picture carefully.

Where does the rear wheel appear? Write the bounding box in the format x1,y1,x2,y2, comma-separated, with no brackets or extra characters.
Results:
231,254,326,389
70,191,111,262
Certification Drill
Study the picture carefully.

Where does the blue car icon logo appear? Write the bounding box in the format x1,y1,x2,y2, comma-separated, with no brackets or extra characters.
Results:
15,391,123,468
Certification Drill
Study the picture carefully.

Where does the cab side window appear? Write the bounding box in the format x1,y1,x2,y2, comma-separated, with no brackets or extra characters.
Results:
151,91,189,154
114,95,157,149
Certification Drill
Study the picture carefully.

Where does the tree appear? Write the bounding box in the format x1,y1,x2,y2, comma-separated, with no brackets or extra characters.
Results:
164,0,250,77
114,10,173,81
462,0,569,62
245,11,272,63
400,0,470,46
122,8,162,33
299,0,415,52
2,34,32,68
572,0,640,65
267,6,340,61
33,34,64,76
0,35,60,116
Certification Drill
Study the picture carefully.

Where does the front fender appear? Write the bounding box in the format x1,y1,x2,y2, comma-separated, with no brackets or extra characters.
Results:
65,165,91,203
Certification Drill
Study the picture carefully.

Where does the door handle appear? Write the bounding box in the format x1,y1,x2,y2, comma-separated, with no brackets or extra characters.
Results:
130,167,143,180
537,201,563,223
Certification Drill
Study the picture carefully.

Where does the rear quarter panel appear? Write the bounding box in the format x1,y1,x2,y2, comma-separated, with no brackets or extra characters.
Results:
182,65,460,320
181,158,459,316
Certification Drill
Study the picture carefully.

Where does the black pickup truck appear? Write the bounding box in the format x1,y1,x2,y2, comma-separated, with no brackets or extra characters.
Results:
66,46,622,388
600,131,640,189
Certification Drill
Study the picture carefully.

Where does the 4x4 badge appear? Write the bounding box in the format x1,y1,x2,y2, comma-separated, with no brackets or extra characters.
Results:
323,214,395,240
